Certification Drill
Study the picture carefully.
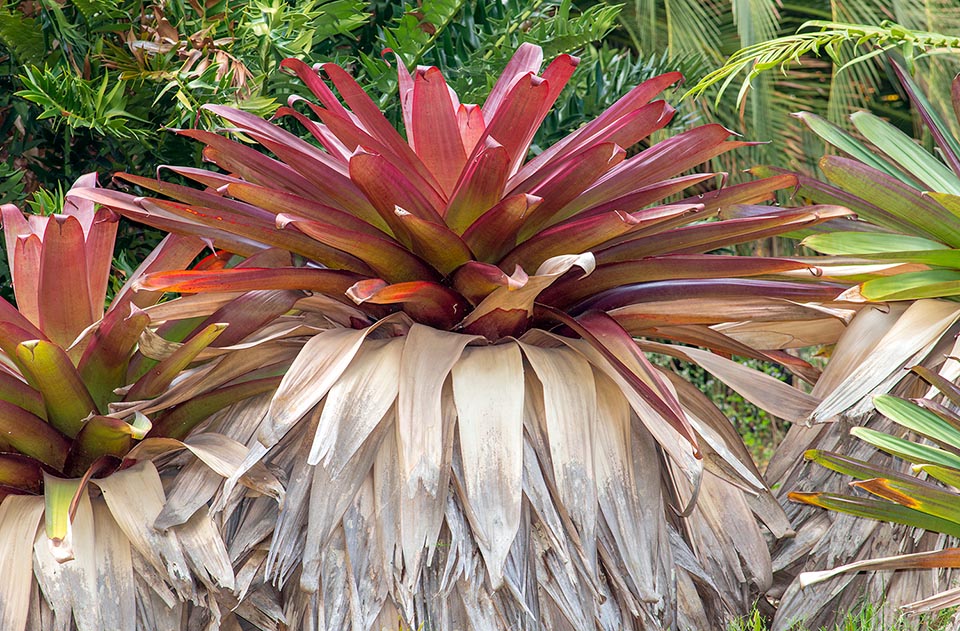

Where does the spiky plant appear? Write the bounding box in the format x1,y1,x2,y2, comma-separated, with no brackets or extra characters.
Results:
0,174,312,630
791,370,960,611
74,45,856,629
727,57,960,630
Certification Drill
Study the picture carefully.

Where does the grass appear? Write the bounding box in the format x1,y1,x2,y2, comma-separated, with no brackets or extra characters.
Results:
727,603,957,631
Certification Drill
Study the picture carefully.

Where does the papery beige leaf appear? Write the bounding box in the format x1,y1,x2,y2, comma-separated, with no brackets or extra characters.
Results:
638,340,820,423
178,509,235,591
267,408,319,588
611,298,849,330
692,474,772,596
811,302,909,400
92,498,136,631
370,435,401,597
310,337,404,471
763,303,913,486
193,326,370,509
155,459,226,532
659,369,765,493
135,342,298,416
93,460,195,600
294,294,370,327
811,300,960,422
713,318,847,350
924,334,960,400
900,585,960,614
0,495,44,631
264,326,374,446
126,433,282,502
142,291,244,322
519,342,598,570
301,414,394,593
543,334,702,488
459,253,595,329
396,325,478,495
184,433,284,502
32,489,100,631
592,370,665,602
451,343,525,588
398,384,458,582
138,318,321,361
155,394,274,530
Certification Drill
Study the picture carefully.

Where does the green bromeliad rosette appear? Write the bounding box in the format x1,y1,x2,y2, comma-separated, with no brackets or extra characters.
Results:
73,45,858,629
0,174,319,630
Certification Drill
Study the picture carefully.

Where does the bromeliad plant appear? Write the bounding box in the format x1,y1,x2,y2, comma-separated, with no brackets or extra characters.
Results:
0,175,308,631
791,370,960,613
736,56,960,630
75,44,853,629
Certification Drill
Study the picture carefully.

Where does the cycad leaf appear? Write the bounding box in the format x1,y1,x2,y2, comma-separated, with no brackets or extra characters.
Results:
798,548,960,589
857,270,960,301
789,491,960,540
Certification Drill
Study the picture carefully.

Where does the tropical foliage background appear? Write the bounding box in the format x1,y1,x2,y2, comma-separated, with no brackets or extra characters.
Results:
3,0,960,630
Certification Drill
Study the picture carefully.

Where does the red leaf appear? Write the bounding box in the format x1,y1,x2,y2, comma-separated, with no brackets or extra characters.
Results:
477,73,551,177
350,151,446,241
462,194,542,262
444,143,511,234
347,280,469,329
518,142,627,237
501,204,700,272
411,67,468,196
278,214,438,283
510,72,682,186
135,267,364,297
38,215,96,351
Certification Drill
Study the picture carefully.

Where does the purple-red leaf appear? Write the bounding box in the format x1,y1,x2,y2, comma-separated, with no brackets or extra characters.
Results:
134,267,364,298
510,71,682,186
502,204,701,272
518,142,627,237
0,400,69,470
278,214,438,283
540,255,819,308
349,151,445,239
38,215,96,351
462,193,542,262
411,66,468,196
445,143,511,234
451,262,528,305
347,280,469,329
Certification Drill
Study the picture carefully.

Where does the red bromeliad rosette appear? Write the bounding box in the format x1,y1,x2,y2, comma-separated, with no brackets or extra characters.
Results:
73,45,855,629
